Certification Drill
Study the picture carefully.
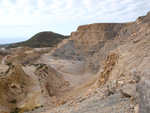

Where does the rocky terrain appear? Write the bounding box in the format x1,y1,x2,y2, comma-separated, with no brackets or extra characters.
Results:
0,11,150,113
10,32,69,48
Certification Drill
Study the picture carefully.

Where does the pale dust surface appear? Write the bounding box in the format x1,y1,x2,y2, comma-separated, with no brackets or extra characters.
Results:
37,53,93,87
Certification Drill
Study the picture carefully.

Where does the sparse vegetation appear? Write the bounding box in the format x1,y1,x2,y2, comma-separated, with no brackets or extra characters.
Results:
22,82,25,85
9,99,17,104
5,67,11,74
10,107,21,113
9,32,69,48
6,62,12,66
36,64,46,71
5,62,14,74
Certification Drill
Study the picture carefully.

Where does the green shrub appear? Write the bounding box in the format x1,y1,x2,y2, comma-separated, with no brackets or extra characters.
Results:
10,99,17,104
36,64,46,71
10,107,21,113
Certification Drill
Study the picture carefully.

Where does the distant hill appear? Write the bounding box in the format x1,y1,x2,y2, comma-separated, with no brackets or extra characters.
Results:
0,44,12,47
9,31,69,48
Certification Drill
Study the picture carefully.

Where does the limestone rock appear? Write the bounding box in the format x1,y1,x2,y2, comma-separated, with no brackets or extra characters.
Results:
136,75,150,113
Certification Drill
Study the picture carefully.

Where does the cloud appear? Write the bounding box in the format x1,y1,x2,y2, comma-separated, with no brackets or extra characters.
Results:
0,0,150,44
0,0,149,21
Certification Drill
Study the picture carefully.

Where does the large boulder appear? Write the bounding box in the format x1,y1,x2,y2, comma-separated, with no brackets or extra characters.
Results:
136,74,150,113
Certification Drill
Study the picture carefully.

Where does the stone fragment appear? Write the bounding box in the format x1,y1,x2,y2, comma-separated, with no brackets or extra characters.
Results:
136,75,150,113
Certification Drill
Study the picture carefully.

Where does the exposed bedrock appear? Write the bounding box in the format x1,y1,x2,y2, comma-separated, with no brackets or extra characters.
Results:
52,23,128,60
53,11,150,74
52,23,130,73
137,74,150,113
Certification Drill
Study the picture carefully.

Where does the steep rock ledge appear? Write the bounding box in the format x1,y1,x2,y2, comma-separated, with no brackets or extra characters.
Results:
52,23,129,61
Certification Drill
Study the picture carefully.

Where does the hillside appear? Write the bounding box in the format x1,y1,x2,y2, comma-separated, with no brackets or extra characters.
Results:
10,32,69,48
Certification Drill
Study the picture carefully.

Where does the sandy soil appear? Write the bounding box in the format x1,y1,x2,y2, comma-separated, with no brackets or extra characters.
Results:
1,56,7,64
0,64,8,73
22,66,41,92
0,56,9,73
21,66,47,110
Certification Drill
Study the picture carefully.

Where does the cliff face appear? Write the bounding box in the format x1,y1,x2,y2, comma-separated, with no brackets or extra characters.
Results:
95,10,150,91
52,23,129,60
93,11,150,113
73,23,129,41
52,11,150,74
53,23,133,74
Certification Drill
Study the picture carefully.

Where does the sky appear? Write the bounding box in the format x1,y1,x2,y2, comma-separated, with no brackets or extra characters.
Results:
0,0,150,44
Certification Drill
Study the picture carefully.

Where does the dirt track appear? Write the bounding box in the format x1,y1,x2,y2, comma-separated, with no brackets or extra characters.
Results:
0,56,9,73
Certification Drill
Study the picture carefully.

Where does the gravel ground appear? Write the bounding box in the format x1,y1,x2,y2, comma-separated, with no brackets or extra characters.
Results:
32,87,136,113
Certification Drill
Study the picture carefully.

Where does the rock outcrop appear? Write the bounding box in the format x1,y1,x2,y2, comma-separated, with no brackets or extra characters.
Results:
52,11,150,75
52,23,131,74
136,74,150,113
35,64,70,97
52,23,128,61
